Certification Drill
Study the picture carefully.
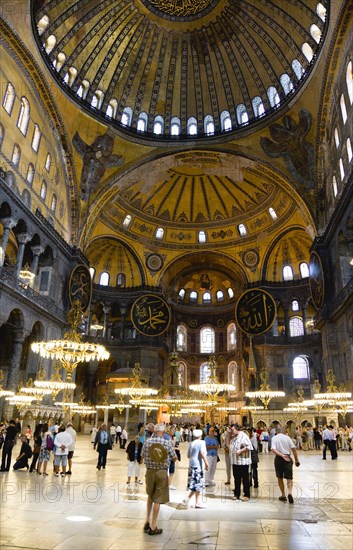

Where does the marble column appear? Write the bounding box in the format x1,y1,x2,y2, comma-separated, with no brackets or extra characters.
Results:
283,308,290,338
14,233,31,279
0,217,16,266
302,306,307,335
30,245,44,275
3,330,25,419
103,305,111,339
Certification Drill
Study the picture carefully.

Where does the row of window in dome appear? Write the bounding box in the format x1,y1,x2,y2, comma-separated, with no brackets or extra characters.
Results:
89,268,126,287
37,9,325,136
331,60,353,198
178,287,235,303
2,84,52,168
122,210,279,241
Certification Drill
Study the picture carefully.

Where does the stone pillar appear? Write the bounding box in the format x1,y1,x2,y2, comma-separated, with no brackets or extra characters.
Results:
104,408,109,424
124,406,130,430
30,245,44,275
14,233,31,279
120,303,127,340
103,306,111,339
283,308,290,338
302,306,307,335
0,217,16,266
3,330,25,419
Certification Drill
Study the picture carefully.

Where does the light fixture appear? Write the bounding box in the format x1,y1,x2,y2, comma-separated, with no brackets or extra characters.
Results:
31,301,110,381
19,265,35,284
90,323,104,331
34,363,76,398
5,394,35,405
19,378,52,401
189,355,235,396
313,370,352,402
246,368,285,409
114,363,158,400
0,370,14,398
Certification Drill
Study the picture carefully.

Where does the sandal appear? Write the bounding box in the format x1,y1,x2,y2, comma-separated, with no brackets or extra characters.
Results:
148,527,163,536
143,522,150,532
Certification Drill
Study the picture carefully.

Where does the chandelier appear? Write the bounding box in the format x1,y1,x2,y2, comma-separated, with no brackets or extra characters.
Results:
0,370,14,398
19,377,53,402
314,370,352,402
189,355,235,396
34,364,76,398
5,394,35,406
31,301,110,381
114,363,158,400
19,265,35,285
246,368,285,409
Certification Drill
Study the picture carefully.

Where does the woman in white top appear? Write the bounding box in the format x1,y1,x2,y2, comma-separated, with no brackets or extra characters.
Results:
183,429,209,509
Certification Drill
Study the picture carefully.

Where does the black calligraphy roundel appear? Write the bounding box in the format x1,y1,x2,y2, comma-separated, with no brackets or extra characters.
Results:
235,288,276,336
309,251,325,309
131,294,171,337
68,264,92,313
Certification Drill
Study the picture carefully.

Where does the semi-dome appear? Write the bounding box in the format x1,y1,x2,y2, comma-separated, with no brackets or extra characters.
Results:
32,0,328,141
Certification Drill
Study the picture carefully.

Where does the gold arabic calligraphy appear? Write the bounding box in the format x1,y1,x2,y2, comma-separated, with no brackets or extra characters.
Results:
236,290,276,335
132,295,170,336
146,0,215,17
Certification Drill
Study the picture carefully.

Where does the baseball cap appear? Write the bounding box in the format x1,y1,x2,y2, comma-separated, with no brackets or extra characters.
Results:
154,423,166,432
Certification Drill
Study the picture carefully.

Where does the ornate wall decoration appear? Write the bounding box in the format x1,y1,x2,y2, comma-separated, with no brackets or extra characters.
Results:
241,249,260,271
131,294,170,336
260,109,315,189
68,264,92,313
145,253,164,272
73,131,123,200
189,319,198,328
235,288,276,336
142,0,219,19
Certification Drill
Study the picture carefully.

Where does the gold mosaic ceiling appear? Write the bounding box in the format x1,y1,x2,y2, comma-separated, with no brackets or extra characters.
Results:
32,0,327,139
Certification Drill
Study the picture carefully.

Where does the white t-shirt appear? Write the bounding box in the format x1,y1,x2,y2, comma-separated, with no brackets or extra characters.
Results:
66,427,77,452
54,431,73,455
271,433,295,455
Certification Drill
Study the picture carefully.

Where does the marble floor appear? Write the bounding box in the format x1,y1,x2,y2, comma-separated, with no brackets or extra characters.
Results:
0,436,352,550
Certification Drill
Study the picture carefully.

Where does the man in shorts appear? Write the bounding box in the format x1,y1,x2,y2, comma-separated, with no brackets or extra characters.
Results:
141,423,177,536
53,425,72,477
271,426,300,504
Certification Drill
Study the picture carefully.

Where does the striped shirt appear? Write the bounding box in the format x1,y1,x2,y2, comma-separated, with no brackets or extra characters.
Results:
230,431,253,466
141,434,177,470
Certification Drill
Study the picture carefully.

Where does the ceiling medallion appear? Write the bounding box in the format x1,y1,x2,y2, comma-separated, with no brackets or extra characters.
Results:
142,0,220,20
242,249,260,271
146,253,164,272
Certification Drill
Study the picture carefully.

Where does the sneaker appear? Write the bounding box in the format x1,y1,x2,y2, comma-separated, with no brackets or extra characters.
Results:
232,496,240,501
143,522,150,532
66,471,72,475
278,496,287,502
54,473,59,477
288,494,294,504
242,497,250,502
60,472,65,477
182,498,189,506
148,527,163,536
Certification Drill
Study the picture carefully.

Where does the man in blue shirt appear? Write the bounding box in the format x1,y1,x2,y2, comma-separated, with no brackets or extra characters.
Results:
204,426,219,486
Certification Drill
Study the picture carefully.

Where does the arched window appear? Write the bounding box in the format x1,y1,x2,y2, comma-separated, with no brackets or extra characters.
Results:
0,123,4,149
227,287,234,299
190,290,198,303
40,180,47,200
252,96,265,117
31,124,41,152
153,115,164,135
89,267,95,280
289,316,304,336
26,163,35,186
137,112,148,132
176,325,187,352
198,231,207,243
45,153,52,172
280,74,294,95
292,59,304,80
177,362,187,386
334,128,340,148
339,158,345,180
293,355,309,378
316,3,326,21
17,97,30,135
200,326,215,354
236,104,249,125
228,361,237,386
44,34,56,54
238,223,247,237
302,43,313,62
347,138,352,162
204,115,215,135
22,189,31,208
200,362,211,383
11,144,21,167
340,94,347,123
123,214,132,228
3,83,15,115
220,110,232,131
155,227,164,240
227,322,237,351
267,86,280,107
310,24,321,44
37,15,49,35
178,288,185,300
106,99,118,119
77,80,90,100
51,194,57,213
170,116,181,136
269,207,277,221
121,107,133,126
332,175,338,197
187,117,197,135
291,300,299,311
283,265,294,281
116,273,126,287
202,291,212,304
99,272,109,286
216,290,224,302
347,61,353,104
300,262,309,278
91,90,104,109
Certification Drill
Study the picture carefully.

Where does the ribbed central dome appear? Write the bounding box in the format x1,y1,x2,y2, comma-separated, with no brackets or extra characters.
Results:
32,0,328,141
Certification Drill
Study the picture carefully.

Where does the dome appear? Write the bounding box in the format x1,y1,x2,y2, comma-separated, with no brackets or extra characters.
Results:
32,0,328,141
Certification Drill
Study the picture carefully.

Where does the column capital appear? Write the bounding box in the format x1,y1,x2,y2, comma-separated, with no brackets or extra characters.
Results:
0,216,17,230
17,232,31,245
31,245,45,256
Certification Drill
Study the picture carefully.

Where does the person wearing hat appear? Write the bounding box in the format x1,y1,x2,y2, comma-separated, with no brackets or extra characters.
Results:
183,428,209,508
141,422,177,536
